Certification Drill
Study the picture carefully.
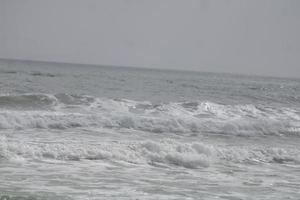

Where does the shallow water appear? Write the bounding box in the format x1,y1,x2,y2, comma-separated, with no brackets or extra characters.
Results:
0,59,300,200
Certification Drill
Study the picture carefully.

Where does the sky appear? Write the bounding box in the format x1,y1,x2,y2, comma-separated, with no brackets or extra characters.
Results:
0,0,300,77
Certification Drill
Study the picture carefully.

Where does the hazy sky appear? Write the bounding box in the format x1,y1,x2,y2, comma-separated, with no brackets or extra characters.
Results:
0,0,300,77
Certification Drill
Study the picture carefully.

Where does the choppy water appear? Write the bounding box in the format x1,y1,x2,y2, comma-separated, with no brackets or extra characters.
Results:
0,59,300,200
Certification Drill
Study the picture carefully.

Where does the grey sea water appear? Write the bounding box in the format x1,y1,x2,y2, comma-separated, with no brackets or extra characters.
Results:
0,59,300,200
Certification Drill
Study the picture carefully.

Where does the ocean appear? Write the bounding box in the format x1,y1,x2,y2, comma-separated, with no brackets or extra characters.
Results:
0,59,300,200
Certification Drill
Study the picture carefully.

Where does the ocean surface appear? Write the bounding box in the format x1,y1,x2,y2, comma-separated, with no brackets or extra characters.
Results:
0,59,300,200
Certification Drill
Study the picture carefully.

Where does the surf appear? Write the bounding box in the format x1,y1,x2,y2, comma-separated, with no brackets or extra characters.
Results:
0,93,299,137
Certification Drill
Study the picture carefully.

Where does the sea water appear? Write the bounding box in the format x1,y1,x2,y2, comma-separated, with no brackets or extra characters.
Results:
0,59,300,200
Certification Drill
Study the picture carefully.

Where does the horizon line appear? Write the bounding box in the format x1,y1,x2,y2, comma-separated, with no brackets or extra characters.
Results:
0,57,298,80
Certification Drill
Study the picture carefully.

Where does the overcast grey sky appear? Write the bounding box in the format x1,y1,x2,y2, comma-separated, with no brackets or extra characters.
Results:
0,0,299,77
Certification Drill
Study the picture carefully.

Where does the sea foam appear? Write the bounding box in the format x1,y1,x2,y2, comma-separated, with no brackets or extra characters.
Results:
0,93,299,136
1,136,299,168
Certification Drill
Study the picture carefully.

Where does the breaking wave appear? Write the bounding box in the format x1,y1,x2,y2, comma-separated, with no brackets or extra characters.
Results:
1,136,299,168
0,94,58,110
0,93,300,136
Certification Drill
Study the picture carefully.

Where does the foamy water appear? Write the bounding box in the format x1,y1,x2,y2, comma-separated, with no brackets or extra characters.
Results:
0,59,300,199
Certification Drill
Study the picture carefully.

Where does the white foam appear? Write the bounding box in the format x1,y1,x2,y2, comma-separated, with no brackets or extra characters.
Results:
0,136,211,168
1,136,299,168
0,94,299,136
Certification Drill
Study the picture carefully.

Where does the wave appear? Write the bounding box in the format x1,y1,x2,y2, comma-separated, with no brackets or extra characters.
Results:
0,93,300,136
0,94,58,110
0,69,18,74
0,93,94,110
1,136,299,168
29,71,59,77
0,68,60,77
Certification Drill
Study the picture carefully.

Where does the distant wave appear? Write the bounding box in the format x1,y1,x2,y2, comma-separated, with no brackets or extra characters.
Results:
0,69,18,74
0,93,299,136
1,136,299,168
0,68,60,77
29,71,59,77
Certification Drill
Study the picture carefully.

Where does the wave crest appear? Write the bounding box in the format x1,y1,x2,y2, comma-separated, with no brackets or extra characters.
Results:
0,93,299,136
